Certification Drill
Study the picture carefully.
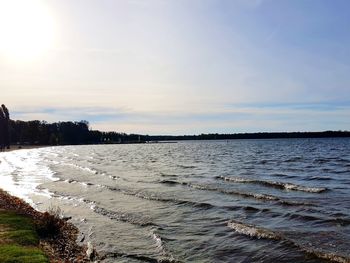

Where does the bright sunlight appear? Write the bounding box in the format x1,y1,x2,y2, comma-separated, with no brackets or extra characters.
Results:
0,0,56,62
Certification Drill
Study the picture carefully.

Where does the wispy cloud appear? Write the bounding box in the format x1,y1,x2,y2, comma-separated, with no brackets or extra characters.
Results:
2,0,350,134
11,103,350,134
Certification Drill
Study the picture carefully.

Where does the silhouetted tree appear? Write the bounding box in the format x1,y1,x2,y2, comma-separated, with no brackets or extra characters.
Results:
0,106,5,150
1,104,10,149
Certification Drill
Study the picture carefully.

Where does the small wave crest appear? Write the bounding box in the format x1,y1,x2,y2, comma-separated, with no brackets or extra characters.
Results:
101,251,181,263
160,180,308,206
62,162,101,175
227,220,350,263
160,172,180,178
216,176,327,193
152,230,164,251
63,178,99,188
308,176,332,181
105,184,217,210
227,220,281,240
286,213,350,227
93,206,156,227
150,229,177,262
177,164,197,169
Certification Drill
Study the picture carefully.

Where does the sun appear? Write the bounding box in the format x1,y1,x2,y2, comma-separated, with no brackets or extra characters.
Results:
0,0,56,62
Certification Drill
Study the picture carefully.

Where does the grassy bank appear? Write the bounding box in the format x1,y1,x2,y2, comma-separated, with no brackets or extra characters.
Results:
0,210,48,262
0,189,92,262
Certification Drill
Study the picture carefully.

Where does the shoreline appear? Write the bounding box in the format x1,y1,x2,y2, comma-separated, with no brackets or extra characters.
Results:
0,145,48,153
0,188,94,262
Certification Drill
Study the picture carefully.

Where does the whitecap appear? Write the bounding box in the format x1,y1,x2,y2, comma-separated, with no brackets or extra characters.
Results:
227,220,281,240
216,176,327,193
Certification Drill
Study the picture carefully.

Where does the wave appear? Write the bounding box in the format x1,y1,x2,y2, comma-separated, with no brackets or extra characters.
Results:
93,206,156,227
177,164,197,169
63,178,100,188
105,185,217,210
307,176,332,181
160,172,181,177
242,206,264,212
61,162,101,175
313,158,331,164
320,217,350,227
50,191,96,208
101,251,181,263
284,212,350,227
284,156,303,163
59,183,265,213
269,173,298,179
302,248,350,263
286,212,321,222
227,220,282,240
132,189,271,212
227,220,350,263
152,230,165,251
160,180,309,206
216,176,327,193
59,176,310,211
160,180,182,185
60,178,317,225
50,187,349,263
150,229,176,262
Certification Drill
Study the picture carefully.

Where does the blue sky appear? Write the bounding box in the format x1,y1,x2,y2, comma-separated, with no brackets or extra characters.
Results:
1,0,350,134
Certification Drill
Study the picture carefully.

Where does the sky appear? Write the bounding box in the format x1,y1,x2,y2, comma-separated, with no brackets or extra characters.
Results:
0,0,349,135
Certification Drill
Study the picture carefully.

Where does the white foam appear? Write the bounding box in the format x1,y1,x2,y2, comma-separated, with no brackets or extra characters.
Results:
227,220,350,263
283,183,326,193
62,162,99,175
151,231,164,251
218,176,327,193
227,220,281,240
0,149,57,204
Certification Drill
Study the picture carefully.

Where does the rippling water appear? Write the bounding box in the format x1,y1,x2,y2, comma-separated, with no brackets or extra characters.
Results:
1,138,350,262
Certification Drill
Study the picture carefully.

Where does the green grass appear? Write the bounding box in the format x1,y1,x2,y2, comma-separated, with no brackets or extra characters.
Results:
3,230,39,246
0,211,48,263
0,212,35,230
0,245,48,263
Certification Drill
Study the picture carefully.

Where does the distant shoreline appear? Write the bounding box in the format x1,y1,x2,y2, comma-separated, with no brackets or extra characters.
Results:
0,145,47,152
8,119,350,146
3,132,350,150
150,131,350,141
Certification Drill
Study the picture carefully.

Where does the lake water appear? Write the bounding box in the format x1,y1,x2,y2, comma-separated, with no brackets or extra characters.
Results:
0,138,349,262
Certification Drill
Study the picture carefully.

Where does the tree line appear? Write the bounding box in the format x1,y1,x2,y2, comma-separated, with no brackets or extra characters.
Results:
9,120,145,146
9,121,350,146
1,104,350,148
150,131,350,141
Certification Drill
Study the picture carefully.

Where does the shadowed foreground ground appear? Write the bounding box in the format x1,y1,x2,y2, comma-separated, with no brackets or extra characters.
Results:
0,189,93,262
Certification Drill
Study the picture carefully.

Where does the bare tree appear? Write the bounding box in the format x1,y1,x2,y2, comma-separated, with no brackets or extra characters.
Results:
1,104,10,149
0,107,5,151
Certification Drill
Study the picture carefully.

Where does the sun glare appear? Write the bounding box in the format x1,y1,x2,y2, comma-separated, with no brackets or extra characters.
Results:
0,0,56,62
